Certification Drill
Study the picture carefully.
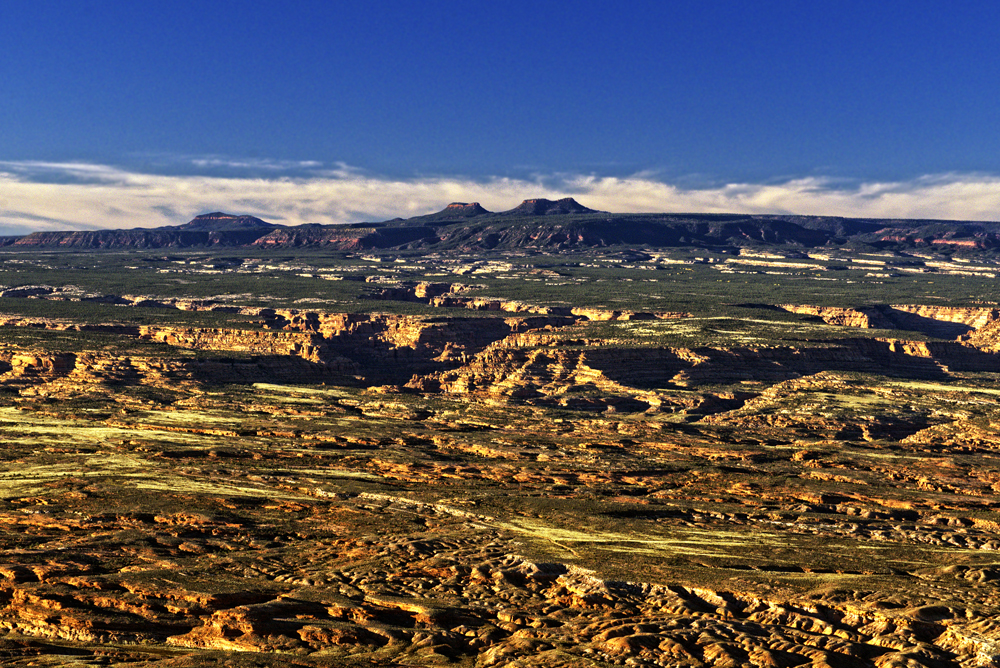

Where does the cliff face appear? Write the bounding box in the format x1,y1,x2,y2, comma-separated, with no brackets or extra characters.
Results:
779,305,894,328
251,225,436,249
782,304,1000,338
13,229,273,249
409,344,699,411
10,207,1000,251
138,327,349,369
892,305,1000,330
126,311,577,386
0,349,340,388
399,328,1000,416
0,310,580,386
962,319,1000,352
276,311,578,383
10,305,1000,407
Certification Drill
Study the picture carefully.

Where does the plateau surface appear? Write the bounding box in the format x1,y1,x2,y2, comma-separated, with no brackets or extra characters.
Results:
0,205,998,666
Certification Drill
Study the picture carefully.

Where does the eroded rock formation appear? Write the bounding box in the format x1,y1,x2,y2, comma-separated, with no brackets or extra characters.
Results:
0,301,999,666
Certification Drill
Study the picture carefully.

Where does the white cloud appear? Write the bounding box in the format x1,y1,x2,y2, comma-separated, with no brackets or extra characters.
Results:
0,161,998,234
188,156,324,171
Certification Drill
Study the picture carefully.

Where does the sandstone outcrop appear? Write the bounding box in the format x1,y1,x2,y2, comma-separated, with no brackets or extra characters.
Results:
139,326,335,365
782,303,1000,339
891,304,1000,330
780,304,896,328
961,318,1000,352
405,334,1000,414
0,350,344,390
368,281,691,320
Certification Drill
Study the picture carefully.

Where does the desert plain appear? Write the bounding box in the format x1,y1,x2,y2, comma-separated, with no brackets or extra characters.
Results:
0,204,998,666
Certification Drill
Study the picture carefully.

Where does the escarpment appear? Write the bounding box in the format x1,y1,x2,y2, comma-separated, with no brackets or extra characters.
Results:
12,311,573,387
253,310,579,383
0,350,345,389
7,305,1000,410
406,334,1000,414
782,303,1000,338
780,304,896,328
961,318,1000,351
13,228,274,249
140,326,334,363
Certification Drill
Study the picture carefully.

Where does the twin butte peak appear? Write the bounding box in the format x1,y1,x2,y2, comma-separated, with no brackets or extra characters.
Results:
166,198,599,232
438,197,597,218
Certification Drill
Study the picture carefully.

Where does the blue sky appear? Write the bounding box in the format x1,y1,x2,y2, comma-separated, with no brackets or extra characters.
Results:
2,1,999,231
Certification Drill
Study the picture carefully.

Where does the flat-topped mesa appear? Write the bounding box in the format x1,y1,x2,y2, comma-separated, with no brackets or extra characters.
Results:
401,202,493,224
445,202,490,215
502,197,598,216
178,212,278,231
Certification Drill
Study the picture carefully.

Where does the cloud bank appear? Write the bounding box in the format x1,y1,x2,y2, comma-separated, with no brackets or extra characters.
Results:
1,161,999,234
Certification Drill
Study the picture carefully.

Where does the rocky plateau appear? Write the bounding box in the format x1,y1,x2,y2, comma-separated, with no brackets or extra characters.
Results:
1,209,1000,666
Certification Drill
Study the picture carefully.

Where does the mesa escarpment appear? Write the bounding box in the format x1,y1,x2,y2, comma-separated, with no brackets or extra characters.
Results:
251,224,437,249
13,228,274,249
10,204,1000,251
502,197,599,216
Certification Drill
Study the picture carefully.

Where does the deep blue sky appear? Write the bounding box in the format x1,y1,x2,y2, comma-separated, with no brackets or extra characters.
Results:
3,0,998,185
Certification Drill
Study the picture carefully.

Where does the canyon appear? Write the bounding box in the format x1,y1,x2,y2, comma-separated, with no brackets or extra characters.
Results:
0,210,999,666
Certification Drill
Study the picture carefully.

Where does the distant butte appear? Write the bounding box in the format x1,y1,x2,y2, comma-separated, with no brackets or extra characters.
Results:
502,197,599,216
443,202,491,216
403,201,493,223
10,202,1000,253
177,212,277,231
193,211,238,219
